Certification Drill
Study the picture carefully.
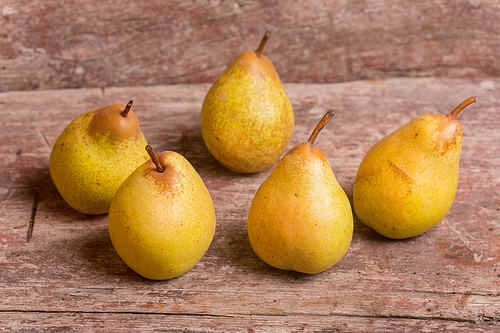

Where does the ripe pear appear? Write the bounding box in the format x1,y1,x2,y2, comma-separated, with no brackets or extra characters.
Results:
108,145,216,280
49,101,149,215
201,31,294,173
353,97,476,239
247,111,353,274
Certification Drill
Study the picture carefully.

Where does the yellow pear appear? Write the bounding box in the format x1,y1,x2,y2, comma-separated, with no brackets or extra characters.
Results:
50,101,149,215
108,145,216,280
353,97,476,239
201,31,294,173
247,111,353,274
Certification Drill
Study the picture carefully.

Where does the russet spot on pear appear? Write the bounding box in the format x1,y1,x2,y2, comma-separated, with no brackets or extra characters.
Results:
49,101,149,215
353,97,476,239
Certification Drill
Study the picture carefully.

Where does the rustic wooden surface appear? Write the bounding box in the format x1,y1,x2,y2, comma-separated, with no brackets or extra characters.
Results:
1,0,499,92
1,77,499,332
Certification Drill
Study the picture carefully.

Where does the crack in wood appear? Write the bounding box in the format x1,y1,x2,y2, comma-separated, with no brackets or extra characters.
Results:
379,243,389,265
366,64,481,75
37,128,52,150
478,313,500,325
26,189,39,243
0,309,234,319
393,289,500,298
241,311,482,324
0,309,487,324
61,287,116,295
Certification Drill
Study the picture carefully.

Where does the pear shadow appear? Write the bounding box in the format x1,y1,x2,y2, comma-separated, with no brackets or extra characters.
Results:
224,222,267,272
180,127,227,174
345,192,374,239
80,228,165,283
22,162,104,222
222,220,332,281
348,193,423,246
22,160,53,200
140,122,226,176
81,226,221,284
345,192,383,241
179,124,279,179
143,123,186,156
181,128,275,203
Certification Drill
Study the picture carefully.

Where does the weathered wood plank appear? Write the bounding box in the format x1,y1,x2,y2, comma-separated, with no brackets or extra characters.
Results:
0,78,499,331
1,0,499,91
0,312,495,332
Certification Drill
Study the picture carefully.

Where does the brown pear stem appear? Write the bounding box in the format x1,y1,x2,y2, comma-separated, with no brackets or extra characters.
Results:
308,110,335,145
121,100,133,117
145,145,164,172
255,31,271,57
447,96,476,120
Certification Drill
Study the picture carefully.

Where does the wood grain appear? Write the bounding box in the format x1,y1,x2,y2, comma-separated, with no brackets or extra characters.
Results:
0,78,499,331
1,0,499,91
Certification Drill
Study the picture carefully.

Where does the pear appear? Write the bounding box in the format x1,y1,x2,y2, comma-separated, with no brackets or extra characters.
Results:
353,96,476,239
108,145,216,280
201,31,294,173
247,111,353,274
49,101,149,215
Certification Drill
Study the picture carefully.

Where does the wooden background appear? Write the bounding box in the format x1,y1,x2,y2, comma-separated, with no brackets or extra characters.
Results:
1,0,499,92
1,78,499,332
1,0,500,332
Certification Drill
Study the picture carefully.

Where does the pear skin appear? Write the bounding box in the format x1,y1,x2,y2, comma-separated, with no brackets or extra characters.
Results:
353,97,476,239
49,101,149,215
201,31,294,173
108,146,216,280
247,111,353,274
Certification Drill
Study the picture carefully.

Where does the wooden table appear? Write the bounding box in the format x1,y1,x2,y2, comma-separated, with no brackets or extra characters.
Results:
1,77,499,332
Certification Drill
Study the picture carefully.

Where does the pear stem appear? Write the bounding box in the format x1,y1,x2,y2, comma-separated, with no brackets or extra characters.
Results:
255,31,271,57
145,145,164,172
447,96,476,120
308,110,335,145
121,100,133,117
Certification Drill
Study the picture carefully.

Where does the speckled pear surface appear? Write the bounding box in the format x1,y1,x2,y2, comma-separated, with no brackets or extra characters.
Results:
353,97,476,239
49,103,149,215
108,150,216,280
247,112,353,274
201,32,294,173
